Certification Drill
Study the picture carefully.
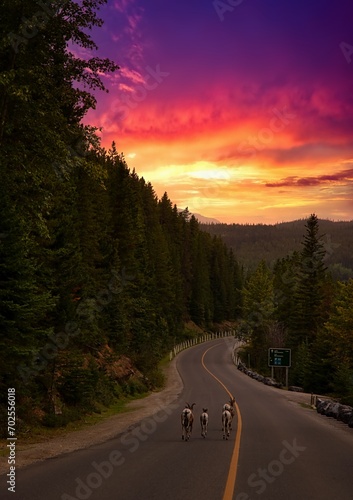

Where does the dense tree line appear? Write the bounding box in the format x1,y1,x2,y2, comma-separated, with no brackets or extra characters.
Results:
0,0,242,433
202,219,353,279
237,214,353,404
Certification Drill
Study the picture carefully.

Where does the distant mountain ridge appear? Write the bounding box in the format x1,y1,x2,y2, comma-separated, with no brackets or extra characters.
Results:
193,213,221,224
200,219,353,280
178,209,220,224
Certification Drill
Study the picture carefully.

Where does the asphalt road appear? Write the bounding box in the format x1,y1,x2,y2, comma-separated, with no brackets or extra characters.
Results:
1,339,353,499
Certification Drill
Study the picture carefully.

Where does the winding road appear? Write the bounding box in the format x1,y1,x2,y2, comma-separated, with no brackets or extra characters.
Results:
1,339,353,499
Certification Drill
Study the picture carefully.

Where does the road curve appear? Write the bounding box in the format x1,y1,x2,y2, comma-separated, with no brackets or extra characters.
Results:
1,339,353,500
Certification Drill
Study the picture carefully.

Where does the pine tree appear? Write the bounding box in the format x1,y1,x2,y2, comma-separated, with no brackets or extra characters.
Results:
242,260,275,370
0,183,54,389
321,279,353,401
190,231,212,325
290,214,328,346
273,253,298,327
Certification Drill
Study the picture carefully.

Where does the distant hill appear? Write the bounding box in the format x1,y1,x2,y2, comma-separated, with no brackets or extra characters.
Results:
193,213,221,224
178,209,220,224
200,219,353,280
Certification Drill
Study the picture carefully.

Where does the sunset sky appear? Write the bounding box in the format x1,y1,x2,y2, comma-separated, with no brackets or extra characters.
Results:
84,0,353,224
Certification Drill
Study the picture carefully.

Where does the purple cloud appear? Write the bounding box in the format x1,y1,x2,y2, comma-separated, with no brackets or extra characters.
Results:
266,168,353,188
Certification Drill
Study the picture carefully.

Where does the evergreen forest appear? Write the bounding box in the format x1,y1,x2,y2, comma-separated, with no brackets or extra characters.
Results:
235,214,353,403
1,0,353,435
201,219,353,280
0,0,241,434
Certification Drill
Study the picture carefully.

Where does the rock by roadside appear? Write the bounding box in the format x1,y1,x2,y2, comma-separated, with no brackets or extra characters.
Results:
237,361,283,388
237,361,353,430
316,398,353,428
0,358,183,472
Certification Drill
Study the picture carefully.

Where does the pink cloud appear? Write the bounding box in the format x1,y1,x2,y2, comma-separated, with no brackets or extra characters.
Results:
119,67,145,84
113,0,134,13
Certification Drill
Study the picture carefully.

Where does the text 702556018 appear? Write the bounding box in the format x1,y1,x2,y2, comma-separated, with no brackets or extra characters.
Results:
7,388,16,493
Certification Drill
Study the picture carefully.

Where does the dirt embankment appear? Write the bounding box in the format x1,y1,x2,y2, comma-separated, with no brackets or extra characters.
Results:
0,357,183,472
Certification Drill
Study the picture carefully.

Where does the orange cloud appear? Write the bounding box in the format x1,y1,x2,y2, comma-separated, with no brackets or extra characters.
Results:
88,79,353,224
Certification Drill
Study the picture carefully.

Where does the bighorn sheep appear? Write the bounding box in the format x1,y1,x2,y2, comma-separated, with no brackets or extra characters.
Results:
222,397,236,430
181,402,195,441
200,408,208,438
222,407,232,440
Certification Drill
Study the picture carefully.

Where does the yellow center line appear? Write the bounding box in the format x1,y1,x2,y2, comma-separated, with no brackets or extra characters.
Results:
201,344,243,500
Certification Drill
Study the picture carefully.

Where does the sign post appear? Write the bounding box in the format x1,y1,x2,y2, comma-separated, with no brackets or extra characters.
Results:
268,348,291,388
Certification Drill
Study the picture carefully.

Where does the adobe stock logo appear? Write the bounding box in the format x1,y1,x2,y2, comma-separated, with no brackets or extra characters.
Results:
340,41,353,64
237,107,296,158
107,64,170,131
61,396,179,500
117,65,170,124
213,0,246,21
8,0,68,53
236,438,306,499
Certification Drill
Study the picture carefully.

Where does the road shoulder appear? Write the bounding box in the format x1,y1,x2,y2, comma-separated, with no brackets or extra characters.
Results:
0,357,183,471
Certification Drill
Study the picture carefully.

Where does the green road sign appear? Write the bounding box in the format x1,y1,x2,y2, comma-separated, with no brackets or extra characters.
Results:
268,348,291,367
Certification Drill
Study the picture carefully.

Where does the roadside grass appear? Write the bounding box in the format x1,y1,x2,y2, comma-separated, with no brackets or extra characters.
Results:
299,402,313,410
0,389,153,454
0,355,176,454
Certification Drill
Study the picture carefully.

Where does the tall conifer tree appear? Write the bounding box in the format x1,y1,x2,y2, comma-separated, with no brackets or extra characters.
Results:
290,214,328,346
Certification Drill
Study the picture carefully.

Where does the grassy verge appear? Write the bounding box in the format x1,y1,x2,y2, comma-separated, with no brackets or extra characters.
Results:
0,392,152,455
0,358,173,453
